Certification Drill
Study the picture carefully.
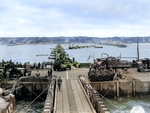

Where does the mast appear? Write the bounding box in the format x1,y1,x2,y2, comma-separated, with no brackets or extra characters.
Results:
93,52,94,63
137,37,139,61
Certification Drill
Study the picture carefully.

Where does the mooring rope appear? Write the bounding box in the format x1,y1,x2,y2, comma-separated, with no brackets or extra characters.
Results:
18,85,50,113
11,81,17,94
3,79,19,90
103,88,111,97
3,84,13,90
96,90,127,112
98,85,124,111
10,86,23,93
23,83,45,101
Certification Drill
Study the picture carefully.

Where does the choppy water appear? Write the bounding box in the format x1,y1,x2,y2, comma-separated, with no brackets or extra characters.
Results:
1,43,150,112
15,99,44,113
104,95,150,113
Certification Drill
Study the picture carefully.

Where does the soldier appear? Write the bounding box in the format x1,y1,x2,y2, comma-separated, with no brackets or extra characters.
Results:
48,69,50,76
16,73,19,79
48,68,52,77
36,71,40,76
58,76,62,91
24,69,27,76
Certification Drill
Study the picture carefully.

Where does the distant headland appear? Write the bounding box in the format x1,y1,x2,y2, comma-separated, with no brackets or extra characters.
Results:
0,36,150,45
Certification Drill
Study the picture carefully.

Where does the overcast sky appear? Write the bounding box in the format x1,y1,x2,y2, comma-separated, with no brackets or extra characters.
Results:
0,0,150,37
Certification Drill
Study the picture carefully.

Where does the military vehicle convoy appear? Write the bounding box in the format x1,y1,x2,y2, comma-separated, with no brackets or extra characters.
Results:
49,44,72,71
88,56,131,81
0,60,25,80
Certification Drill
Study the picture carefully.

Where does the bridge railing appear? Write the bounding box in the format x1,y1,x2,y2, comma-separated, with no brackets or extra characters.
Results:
78,75,111,113
2,95,15,113
43,76,57,113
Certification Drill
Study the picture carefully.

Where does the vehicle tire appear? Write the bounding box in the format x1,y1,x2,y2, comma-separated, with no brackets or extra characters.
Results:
141,68,145,73
137,69,140,72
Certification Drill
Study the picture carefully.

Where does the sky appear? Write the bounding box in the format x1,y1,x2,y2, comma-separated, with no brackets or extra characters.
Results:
0,0,150,37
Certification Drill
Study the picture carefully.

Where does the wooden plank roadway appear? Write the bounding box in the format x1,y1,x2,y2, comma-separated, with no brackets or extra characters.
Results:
53,68,95,113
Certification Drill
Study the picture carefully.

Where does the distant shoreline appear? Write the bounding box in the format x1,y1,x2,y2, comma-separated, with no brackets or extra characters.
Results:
0,37,150,45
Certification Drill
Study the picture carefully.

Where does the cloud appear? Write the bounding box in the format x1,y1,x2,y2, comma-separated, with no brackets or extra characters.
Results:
0,0,150,37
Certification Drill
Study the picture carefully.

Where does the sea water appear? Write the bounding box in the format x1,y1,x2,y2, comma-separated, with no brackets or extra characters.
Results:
104,95,150,113
0,43,150,64
1,43,150,112
15,99,44,113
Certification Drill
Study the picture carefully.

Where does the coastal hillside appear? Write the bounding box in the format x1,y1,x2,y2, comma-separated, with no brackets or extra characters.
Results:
0,37,150,45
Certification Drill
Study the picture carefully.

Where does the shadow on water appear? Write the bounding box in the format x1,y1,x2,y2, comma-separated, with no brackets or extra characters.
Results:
15,99,44,113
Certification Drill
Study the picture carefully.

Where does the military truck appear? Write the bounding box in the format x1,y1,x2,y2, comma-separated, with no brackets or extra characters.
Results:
96,56,131,69
64,61,71,70
53,60,71,71
88,56,131,81
137,58,150,72
53,63,67,71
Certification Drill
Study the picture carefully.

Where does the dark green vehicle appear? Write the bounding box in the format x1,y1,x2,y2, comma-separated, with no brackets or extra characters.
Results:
53,60,71,71
53,62,67,71
51,44,72,71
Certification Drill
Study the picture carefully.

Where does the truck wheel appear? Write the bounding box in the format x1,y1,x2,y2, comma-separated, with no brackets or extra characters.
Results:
141,68,145,73
137,69,140,72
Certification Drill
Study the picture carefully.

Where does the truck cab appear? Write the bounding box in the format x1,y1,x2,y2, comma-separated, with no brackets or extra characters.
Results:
137,58,150,72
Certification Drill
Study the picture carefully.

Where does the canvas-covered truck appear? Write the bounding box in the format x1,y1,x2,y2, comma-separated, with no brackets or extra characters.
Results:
96,56,131,69
88,56,131,81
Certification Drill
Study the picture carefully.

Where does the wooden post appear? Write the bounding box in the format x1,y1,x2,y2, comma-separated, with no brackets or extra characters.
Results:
133,82,136,97
117,82,119,97
100,82,102,92
137,37,139,60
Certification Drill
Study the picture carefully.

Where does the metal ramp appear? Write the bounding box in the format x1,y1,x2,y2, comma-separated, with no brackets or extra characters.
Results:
54,78,96,113
43,68,110,113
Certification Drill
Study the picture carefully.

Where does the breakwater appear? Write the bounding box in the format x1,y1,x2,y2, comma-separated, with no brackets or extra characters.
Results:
0,43,150,64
